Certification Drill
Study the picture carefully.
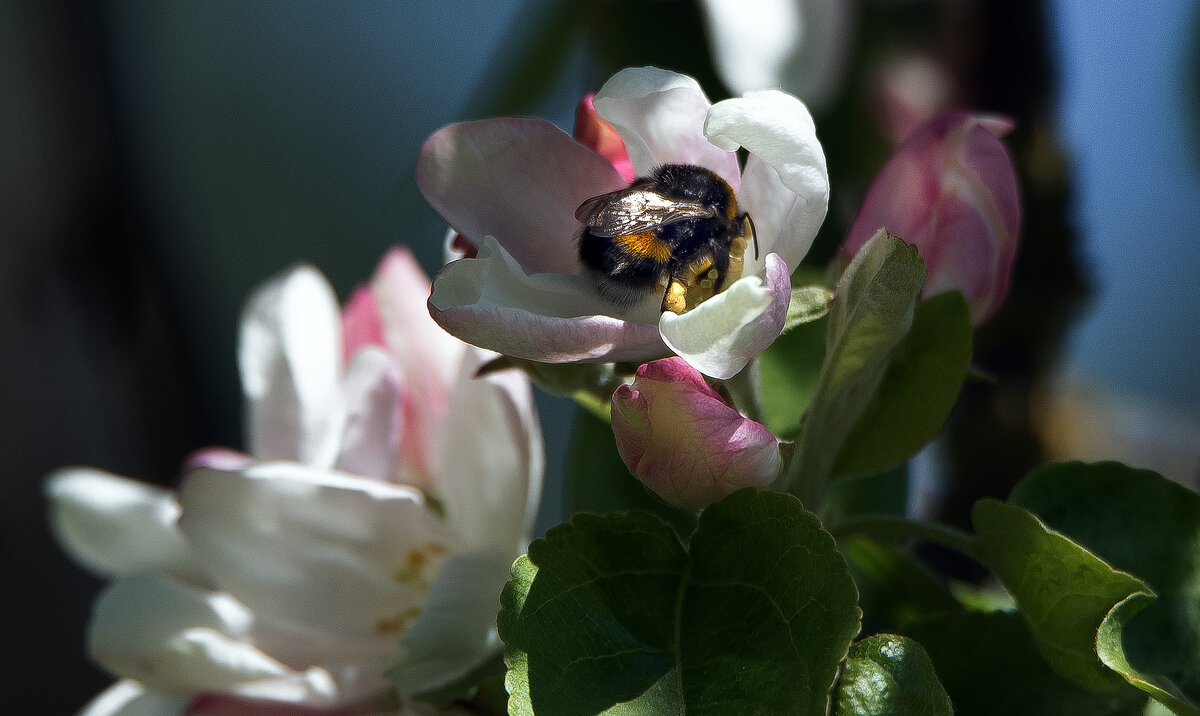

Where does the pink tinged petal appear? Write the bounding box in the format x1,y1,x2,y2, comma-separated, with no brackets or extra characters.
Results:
574,94,634,183
428,236,667,364
843,111,1020,323
239,266,345,467
184,448,256,473
415,117,626,276
46,468,193,578
177,464,454,651
369,247,462,485
81,679,187,716
388,547,511,698
429,350,542,555
333,348,404,483
611,358,784,510
88,573,339,702
593,67,741,187
705,90,830,272
341,286,387,363
658,253,791,380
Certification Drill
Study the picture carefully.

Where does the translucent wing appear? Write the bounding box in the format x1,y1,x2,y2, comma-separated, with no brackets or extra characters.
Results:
575,189,716,237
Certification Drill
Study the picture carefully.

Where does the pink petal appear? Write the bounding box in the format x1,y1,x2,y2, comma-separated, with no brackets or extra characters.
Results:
333,348,405,483
415,117,627,276
843,111,1021,323
593,67,741,187
574,94,634,182
341,286,386,363
611,357,784,510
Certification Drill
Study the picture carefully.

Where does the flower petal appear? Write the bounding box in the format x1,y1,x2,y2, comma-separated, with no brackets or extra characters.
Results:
705,90,829,272
429,350,542,555
369,248,462,486
80,680,187,716
594,66,740,186
46,468,193,578
416,117,626,276
89,573,340,703
574,94,634,183
428,237,667,363
658,253,790,379
843,111,1020,323
387,547,511,698
239,266,344,467
333,348,404,483
177,464,454,651
698,0,853,112
611,357,785,510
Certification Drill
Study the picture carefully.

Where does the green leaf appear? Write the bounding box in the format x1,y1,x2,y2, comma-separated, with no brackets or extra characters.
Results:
840,536,962,636
903,611,1145,715
832,291,972,478
565,408,696,535
783,230,927,508
834,634,952,716
499,490,862,715
784,285,835,331
972,499,1154,693
1008,461,1200,712
759,313,826,439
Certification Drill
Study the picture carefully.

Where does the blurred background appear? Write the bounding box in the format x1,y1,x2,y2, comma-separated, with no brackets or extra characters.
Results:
3,0,1197,710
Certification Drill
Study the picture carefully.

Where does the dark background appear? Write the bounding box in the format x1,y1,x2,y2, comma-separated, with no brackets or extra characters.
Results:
3,1,1197,712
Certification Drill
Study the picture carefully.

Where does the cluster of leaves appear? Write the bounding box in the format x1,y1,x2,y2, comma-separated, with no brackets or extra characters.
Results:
486,235,1200,715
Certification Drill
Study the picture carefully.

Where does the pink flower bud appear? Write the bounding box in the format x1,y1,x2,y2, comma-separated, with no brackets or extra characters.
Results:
573,94,635,183
611,357,790,510
842,111,1021,324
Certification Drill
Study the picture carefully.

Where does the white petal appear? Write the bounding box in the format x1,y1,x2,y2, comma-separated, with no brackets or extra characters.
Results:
388,547,512,698
430,351,541,555
239,266,345,467
659,253,791,380
705,91,829,270
428,236,668,363
698,0,853,111
177,464,454,647
334,348,404,482
88,573,339,702
46,468,193,578
79,680,186,716
594,67,740,185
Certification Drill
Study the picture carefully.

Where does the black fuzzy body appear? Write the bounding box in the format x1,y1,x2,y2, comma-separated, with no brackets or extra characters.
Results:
577,164,741,308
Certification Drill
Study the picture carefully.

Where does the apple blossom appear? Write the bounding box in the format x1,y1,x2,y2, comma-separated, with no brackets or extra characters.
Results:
841,111,1021,324
48,250,542,715
610,357,792,510
420,66,828,380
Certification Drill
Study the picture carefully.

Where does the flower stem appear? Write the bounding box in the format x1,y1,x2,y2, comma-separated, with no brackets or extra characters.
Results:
828,515,985,565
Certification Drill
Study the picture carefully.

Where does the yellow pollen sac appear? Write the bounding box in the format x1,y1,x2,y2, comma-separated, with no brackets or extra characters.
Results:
616,231,672,264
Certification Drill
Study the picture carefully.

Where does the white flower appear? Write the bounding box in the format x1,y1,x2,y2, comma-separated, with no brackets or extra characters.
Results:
420,67,828,380
48,249,543,714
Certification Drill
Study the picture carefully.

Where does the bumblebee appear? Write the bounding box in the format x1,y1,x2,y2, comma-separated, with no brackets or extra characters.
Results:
577,164,757,314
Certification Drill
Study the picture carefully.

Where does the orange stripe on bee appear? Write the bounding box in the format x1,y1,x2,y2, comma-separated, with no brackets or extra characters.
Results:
616,231,673,263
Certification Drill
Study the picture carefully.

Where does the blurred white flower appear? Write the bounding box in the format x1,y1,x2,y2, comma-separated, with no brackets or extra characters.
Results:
697,0,854,111
48,249,543,715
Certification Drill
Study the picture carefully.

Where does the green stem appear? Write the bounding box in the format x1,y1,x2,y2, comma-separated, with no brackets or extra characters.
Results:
723,358,765,424
828,516,985,565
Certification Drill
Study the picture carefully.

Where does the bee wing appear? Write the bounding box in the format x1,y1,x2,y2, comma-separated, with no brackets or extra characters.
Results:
576,189,716,237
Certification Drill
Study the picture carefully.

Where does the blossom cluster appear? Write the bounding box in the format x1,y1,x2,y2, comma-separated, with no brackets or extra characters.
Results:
48,65,1021,714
